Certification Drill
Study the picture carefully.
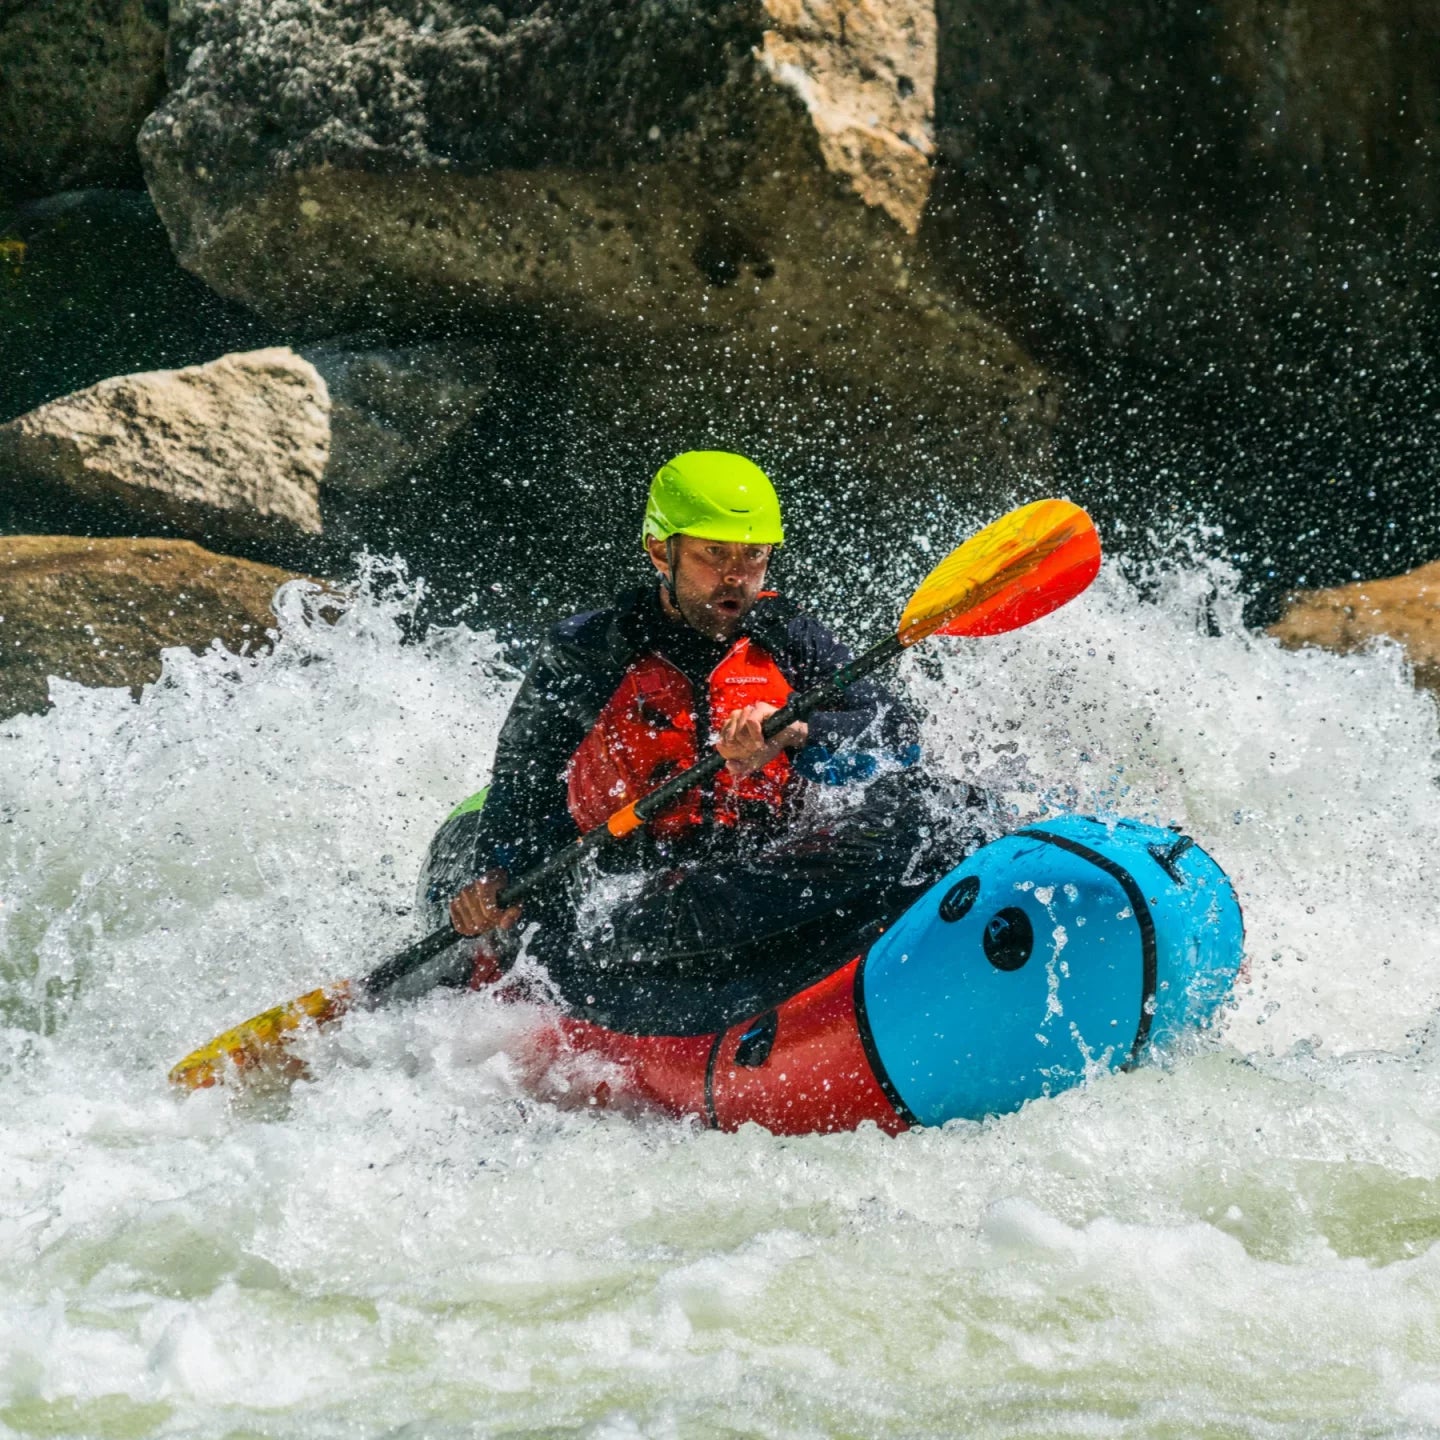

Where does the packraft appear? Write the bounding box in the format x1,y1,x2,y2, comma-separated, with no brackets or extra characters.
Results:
421,799,1244,1134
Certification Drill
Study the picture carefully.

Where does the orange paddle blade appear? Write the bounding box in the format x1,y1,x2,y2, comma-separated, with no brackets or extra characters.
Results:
897,499,1101,646
168,982,354,1090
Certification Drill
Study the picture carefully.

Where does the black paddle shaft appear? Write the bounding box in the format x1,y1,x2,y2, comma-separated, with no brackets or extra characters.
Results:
363,632,908,1001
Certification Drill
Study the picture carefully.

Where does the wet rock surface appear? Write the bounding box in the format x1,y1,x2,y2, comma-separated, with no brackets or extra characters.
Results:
0,191,278,429
135,0,1050,498
1270,562,1440,691
138,0,941,281
931,0,1440,351
756,0,938,234
0,535,308,717
927,0,1440,613
0,348,328,543
0,0,167,202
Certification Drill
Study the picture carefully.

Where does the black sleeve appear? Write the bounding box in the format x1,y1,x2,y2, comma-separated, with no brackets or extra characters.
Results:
781,613,920,754
468,618,623,880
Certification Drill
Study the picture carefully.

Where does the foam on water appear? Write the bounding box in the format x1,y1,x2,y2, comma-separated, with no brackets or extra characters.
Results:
4,553,1440,1439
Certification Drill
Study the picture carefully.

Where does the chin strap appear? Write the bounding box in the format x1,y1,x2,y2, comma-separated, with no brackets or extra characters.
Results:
664,535,680,608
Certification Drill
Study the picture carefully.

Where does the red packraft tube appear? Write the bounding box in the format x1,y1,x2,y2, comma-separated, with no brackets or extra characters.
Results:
522,956,906,1136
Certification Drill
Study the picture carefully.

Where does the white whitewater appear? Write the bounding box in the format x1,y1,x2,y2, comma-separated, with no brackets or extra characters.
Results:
5,552,1440,1438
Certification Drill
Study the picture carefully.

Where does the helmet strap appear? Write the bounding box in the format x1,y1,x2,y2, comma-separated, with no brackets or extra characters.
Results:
663,535,680,609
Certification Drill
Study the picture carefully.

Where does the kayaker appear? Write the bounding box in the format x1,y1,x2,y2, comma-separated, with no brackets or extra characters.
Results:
443,450,991,1034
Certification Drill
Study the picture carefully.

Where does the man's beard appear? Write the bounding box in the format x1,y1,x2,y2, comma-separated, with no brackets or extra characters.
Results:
682,589,750,639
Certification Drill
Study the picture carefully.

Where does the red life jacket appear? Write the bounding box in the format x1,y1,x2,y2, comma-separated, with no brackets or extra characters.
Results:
567,636,795,838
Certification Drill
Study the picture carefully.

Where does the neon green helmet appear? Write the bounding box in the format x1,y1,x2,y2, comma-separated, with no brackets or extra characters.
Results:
642,451,785,549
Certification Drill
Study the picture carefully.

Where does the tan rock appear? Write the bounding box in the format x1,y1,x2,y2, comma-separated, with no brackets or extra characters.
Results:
1269,561,1440,690
758,0,937,233
0,349,328,542
0,536,309,718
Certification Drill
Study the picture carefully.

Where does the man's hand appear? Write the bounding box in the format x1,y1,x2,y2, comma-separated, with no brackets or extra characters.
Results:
716,702,809,777
449,870,523,936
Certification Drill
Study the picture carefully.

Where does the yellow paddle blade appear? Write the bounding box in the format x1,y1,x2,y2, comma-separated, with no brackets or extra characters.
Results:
897,499,1101,646
168,981,354,1090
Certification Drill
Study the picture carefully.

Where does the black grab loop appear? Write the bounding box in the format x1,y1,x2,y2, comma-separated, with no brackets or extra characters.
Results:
983,907,1034,971
938,875,980,923
1148,834,1195,883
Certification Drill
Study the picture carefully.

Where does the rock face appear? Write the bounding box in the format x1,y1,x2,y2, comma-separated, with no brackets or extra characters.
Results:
931,0,1440,354
0,0,167,201
301,339,495,493
0,536,306,717
1269,562,1440,691
0,348,328,542
757,0,938,234
136,0,1052,494
9,0,1429,624
919,0,1440,611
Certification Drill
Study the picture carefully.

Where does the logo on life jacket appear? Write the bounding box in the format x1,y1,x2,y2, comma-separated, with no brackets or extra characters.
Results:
567,637,795,838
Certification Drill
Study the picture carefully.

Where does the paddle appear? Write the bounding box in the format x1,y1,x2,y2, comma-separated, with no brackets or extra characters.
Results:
169,498,1101,1090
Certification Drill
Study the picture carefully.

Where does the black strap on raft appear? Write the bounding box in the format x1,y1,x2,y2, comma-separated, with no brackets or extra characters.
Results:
846,828,1168,1128
1148,834,1195,883
1016,828,1159,1067
851,958,921,1128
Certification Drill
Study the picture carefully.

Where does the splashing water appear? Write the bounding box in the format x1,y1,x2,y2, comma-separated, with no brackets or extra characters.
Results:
4,553,1440,1438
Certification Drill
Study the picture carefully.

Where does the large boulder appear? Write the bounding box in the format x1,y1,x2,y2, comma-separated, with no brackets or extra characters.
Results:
136,0,1053,495
1269,561,1440,691
0,536,307,717
0,348,328,542
0,0,167,202
0,193,490,500
924,0,1440,606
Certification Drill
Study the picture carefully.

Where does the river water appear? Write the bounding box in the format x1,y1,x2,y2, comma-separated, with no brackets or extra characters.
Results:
5,551,1440,1438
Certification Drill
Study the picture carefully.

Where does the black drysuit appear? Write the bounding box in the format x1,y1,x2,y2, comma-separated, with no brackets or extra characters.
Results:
422,586,991,1034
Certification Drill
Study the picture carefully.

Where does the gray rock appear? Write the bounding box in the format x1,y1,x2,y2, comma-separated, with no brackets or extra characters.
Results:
0,0,167,201
301,339,495,492
932,0,1440,352
137,1,1053,494
0,348,328,541
0,189,281,430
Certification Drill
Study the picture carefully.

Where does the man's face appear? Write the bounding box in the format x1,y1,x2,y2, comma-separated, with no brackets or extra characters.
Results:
647,535,773,640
